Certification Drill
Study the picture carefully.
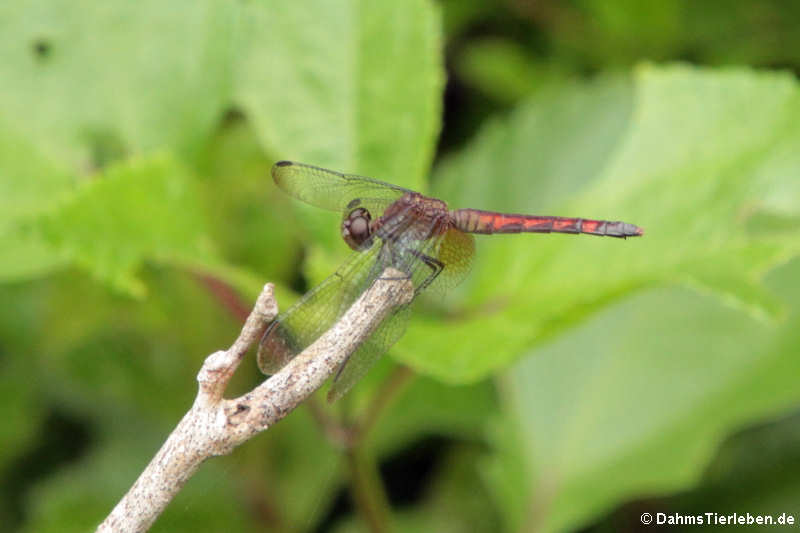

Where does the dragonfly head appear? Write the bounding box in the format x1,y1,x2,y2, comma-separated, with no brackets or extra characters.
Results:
342,206,373,250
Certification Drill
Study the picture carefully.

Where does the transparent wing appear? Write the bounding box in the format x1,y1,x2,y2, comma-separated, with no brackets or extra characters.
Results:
326,230,449,401
326,304,412,402
257,243,383,374
272,161,411,213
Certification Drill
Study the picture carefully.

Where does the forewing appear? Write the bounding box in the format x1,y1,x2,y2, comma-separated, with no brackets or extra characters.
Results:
272,161,410,213
257,243,382,374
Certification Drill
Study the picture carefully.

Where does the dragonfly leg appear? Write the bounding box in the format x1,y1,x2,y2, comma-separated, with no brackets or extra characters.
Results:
372,243,443,292
407,249,444,293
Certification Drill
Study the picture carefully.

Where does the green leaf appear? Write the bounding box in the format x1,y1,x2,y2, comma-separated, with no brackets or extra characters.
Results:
490,258,800,532
38,154,216,297
0,116,75,281
0,0,240,285
398,65,800,383
0,117,74,219
235,0,443,188
0,224,70,281
0,0,234,173
195,118,301,284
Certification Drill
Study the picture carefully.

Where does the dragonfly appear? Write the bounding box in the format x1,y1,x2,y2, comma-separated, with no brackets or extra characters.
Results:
258,161,643,401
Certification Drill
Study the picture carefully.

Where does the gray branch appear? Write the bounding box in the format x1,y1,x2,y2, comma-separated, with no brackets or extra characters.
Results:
96,268,413,533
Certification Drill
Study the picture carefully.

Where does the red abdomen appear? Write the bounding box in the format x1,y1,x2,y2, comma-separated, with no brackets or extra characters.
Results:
451,209,643,238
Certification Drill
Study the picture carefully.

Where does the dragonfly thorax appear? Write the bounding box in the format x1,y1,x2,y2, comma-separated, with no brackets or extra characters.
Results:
342,207,373,250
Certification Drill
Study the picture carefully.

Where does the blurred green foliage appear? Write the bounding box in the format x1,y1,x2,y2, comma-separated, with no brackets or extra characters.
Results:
1,1,800,532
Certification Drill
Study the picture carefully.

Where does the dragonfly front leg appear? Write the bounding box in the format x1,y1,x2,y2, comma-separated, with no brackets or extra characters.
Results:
376,241,443,293
407,248,444,293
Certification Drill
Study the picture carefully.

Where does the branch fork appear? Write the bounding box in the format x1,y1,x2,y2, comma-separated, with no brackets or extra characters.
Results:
97,268,413,533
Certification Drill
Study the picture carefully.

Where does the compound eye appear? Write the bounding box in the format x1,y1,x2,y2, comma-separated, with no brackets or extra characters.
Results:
342,207,372,250
350,216,369,238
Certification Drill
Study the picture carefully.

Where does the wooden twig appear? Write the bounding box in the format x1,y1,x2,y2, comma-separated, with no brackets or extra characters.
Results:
97,269,414,533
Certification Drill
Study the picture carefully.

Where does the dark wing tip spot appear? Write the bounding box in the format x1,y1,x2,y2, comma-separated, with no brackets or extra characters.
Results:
275,160,293,167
